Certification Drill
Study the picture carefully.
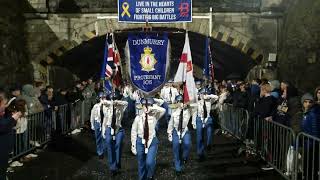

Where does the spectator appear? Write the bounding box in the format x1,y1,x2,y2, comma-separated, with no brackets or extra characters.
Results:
21,84,43,114
314,86,320,105
0,90,23,180
39,86,57,112
55,88,68,106
270,80,281,99
301,93,320,137
254,83,277,120
254,83,278,171
82,79,95,100
34,81,45,98
67,82,84,103
274,81,300,126
248,79,261,113
216,84,229,111
8,84,21,100
301,93,320,180
233,82,249,109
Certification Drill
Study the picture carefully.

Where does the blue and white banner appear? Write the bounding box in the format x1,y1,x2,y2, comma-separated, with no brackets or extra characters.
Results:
126,33,170,95
118,0,192,23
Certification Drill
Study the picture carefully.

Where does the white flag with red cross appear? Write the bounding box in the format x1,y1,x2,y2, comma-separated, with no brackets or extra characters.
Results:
174,32,197,103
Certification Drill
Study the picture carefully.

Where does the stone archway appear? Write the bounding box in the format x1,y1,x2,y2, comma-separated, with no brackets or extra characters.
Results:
25,12,271,83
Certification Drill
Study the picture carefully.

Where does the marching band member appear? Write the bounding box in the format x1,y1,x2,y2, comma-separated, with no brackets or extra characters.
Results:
90,92,108,159
131,89,143,116
102,92,128,175
167,95,195,175
160,80,179,123
122,82,134,121
131,97,166,180
192,80,203,126
193,88,219,161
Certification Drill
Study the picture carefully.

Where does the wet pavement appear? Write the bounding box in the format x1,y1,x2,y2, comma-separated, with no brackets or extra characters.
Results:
8,121,284,180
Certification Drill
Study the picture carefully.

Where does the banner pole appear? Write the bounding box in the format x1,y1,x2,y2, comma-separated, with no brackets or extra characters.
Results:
209,7,213,37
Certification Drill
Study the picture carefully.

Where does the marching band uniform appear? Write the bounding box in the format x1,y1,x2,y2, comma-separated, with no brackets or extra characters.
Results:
90,92,108,158
191,81,203,128
167,95,195,174
102,93,128,174
131,90,143,116
160,80,179,123
123,84,134,120
193,88,219,160
131,98,166,180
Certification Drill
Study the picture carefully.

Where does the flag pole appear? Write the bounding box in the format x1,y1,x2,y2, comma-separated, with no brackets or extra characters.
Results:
101,33,109,94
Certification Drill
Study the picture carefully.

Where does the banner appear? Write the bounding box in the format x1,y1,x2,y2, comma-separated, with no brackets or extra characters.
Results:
118,0,192,23
127,33,169,95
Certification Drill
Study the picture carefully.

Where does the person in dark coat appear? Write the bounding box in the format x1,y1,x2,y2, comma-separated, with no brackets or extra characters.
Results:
301,93,320,138
274,81,300,126
254,83,278,119
233,82,249,109
39,86,57,111
0,90,23,180
300,93,320,180
314,86,320,105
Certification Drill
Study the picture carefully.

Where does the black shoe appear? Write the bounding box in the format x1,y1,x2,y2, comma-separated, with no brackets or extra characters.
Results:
206,145,212,151
198,155,205,162
98,154,104,159
176,171,182,176
147,176,154,180
111,170,118,176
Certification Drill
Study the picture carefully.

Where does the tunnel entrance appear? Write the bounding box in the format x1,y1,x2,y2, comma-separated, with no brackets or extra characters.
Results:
53,27,257,87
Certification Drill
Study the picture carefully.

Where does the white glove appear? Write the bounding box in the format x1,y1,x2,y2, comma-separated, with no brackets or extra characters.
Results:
91,126,95,130
131,145,137,155
193,124,196,130
168,134,172,142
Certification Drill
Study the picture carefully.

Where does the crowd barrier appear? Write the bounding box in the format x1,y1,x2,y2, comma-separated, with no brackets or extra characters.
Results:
294,132,320,180
219,104,249,141
219,104,320,180
10,99,93,161
253,116,296,180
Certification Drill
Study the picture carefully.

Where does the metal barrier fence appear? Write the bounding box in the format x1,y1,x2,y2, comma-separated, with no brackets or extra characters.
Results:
10,100,88,161
252,116,296,180
218,104,320,180
294,132,320,180
219,104,249,141
12,110,54,159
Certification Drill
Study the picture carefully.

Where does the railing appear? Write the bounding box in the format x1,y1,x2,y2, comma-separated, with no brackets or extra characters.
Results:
219,104,249,141
10,100,92,161
252,116,296,180
219,104,320,180
294,132,320,180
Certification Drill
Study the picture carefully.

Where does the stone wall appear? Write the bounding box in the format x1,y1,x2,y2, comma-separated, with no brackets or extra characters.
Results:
0,1,33,87
25,12,278,63
278,0,320,92
22,0,290,85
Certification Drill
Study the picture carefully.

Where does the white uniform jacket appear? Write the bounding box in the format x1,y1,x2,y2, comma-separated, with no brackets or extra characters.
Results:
192,94,219,126
90,103,108,130
102,100,128,138
167,104,193,139
131,105,166,149
160,86,179,104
